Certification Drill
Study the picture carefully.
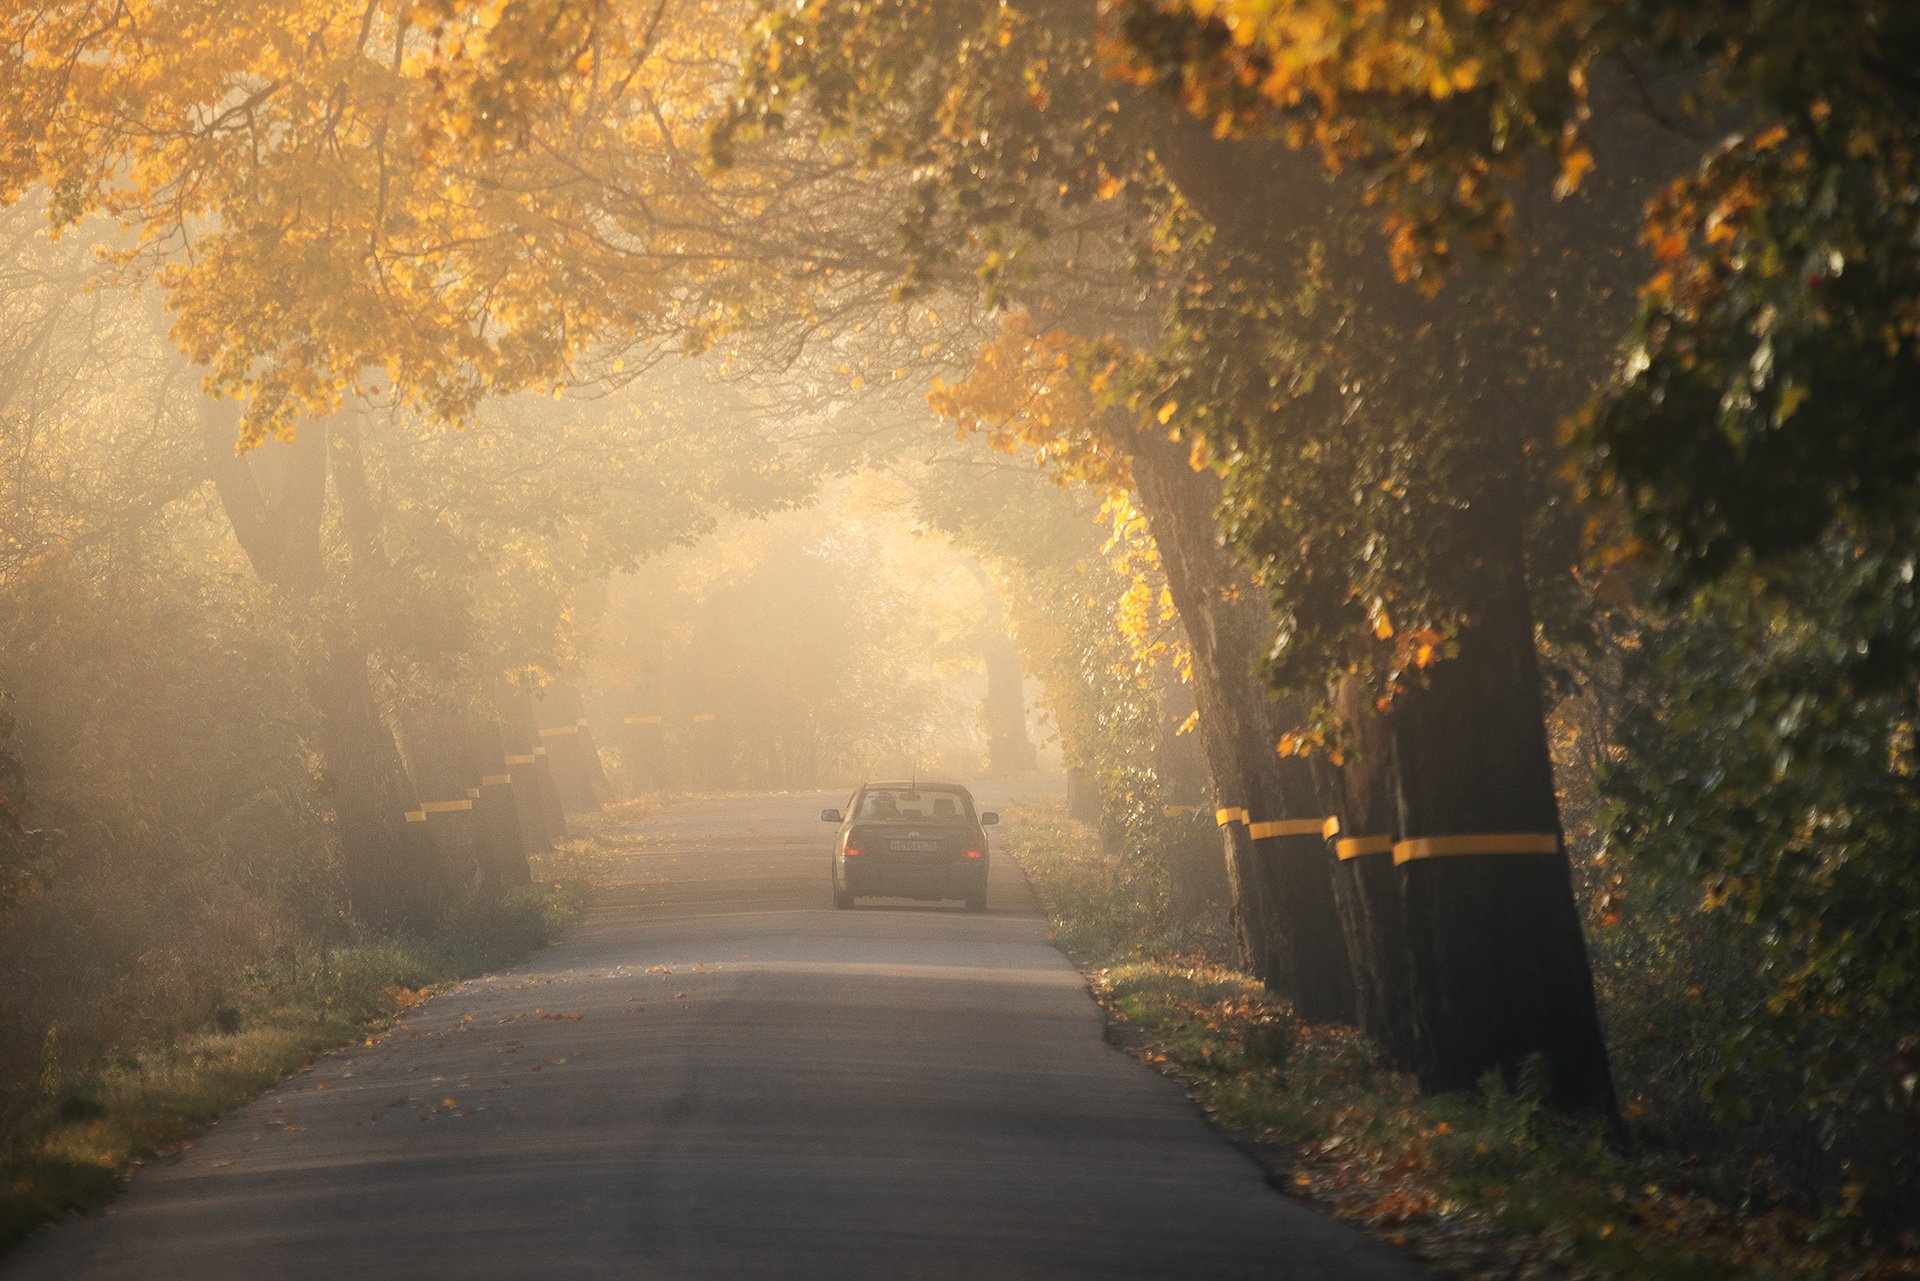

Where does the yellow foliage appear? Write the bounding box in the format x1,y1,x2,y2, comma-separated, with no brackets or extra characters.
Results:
926,311,1135,491
1099,0,1601,276
1,0,840,443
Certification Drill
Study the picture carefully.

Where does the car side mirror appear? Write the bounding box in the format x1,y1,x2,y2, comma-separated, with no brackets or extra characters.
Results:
980,812,999,826
821,808,842,823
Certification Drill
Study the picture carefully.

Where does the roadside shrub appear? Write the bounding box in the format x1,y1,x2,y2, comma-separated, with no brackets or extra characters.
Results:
0,519,338,1129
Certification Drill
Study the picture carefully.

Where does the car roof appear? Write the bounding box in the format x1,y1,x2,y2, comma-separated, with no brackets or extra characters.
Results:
858,781,973,795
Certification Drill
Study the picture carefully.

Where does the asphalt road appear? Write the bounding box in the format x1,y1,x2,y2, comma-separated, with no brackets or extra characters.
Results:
8,783,1430,1280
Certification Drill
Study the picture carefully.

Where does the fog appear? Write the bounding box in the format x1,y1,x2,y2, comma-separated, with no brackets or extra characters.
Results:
4,0,1917,1269
0,204,1089,1111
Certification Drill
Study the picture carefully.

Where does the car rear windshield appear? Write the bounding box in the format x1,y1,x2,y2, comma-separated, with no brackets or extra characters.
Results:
856,788,975,823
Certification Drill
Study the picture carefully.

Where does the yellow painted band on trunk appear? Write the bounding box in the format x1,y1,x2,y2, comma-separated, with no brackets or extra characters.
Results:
482,774,512,785
1392,833,1561,865
1214,807,1249,827
403,810,426,823
533,747,548,757
538,725,578,738
1336,835,1394,860
1249,818,1328,840
466,788,482,800
625,715,664,725
577,718,590,727
421,799,472,814
691,713,717,723
1322,816,1342,840
505,754,536,765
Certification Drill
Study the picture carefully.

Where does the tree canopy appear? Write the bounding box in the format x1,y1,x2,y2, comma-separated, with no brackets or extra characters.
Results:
5,0,1920,1229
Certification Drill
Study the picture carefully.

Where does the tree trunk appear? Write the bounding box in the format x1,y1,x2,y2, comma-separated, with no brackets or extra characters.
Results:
982,626,1036,774
493,694,559,856
397,708,487,906
307,641,449,931
1113,69,1624,1101
618,713,665,795
1389,489,1616,1113
535,683,610,814
466,715,533,890
197,400,444,929
966,566,1038,775
499,683,569,844
1127,425,1353,1022
1065,766,1102,824
1259,756,1355,1024
1321,672,1418,1069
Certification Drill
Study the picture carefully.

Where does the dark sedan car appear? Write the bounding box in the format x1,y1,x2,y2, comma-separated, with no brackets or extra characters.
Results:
822,782,998,911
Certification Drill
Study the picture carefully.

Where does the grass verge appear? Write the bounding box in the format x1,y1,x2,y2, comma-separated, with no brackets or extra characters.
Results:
1004,804,1919,1281
0,799,658,1254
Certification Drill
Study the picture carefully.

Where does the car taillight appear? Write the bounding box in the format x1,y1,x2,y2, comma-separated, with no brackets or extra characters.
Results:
844,845,862,857
965,849,983,859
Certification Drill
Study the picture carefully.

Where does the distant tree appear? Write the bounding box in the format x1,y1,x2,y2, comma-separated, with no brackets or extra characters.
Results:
724,0,1627,1085
0,695,58,916
923,307,1354,1019
595,490,984,789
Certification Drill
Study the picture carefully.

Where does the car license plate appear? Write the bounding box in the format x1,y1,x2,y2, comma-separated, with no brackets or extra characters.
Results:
890,839,937,852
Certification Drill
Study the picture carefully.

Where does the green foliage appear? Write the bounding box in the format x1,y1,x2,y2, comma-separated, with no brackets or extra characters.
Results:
1598,537,1920,1210
1578,0,1920,588
1585,118,1920,585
